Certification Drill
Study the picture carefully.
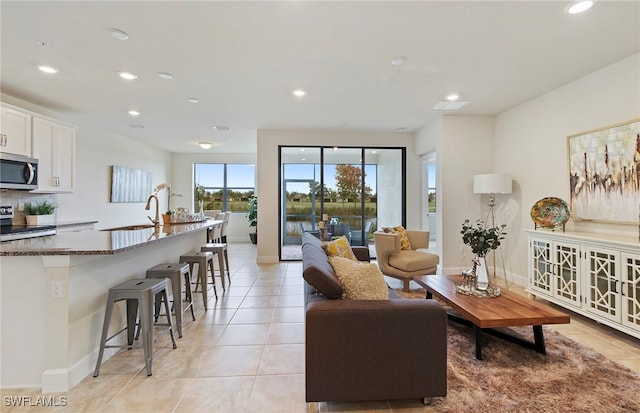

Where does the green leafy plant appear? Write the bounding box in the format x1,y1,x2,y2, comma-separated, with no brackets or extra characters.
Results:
461,219,506,257
246,195,258,228
25,200,56,215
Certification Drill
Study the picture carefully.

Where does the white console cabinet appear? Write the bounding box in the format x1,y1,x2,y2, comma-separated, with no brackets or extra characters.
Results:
526,229,640,339
31,115,76,193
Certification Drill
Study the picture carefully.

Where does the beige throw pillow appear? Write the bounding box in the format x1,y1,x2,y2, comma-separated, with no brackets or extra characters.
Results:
329,256,389,300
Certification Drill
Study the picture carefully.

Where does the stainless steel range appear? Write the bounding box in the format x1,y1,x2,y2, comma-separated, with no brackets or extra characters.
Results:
0,205,57,241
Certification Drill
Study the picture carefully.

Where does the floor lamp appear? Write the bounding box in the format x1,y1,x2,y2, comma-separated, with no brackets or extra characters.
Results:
473,173,512,286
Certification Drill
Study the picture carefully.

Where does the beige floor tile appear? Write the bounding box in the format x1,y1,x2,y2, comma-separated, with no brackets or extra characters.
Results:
247,285,282,296
248,374,307,412
267,323,305,344
240,295,280,308
280,284,305,295
207,295,245,309
273,306,305,323
130,346,206,379
217,324,271,345
99,378,189,412
177,322,225,346
258,344,305,375
194,345,263,377
221,285,251,297
193,307,238,325
230,307,276,324
173,376,255,413
277,294,305,307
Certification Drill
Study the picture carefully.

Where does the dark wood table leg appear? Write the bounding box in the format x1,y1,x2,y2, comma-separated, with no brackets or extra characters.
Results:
426,290,433,299
475,326,483,360
533,325,546,354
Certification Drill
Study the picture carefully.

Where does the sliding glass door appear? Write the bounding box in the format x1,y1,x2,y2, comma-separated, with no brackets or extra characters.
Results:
280,146,405,260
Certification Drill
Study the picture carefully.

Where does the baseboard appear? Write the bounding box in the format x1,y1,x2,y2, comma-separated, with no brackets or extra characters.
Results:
41,369,69,393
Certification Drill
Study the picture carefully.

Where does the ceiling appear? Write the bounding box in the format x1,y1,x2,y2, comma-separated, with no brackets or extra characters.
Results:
1,1,638,154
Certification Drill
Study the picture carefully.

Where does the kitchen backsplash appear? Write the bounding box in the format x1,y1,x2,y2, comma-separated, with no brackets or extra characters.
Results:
0,190,56,224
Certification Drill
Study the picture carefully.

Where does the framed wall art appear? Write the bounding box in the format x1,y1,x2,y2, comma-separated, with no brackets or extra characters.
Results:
110,165,152,203
568,118,640,223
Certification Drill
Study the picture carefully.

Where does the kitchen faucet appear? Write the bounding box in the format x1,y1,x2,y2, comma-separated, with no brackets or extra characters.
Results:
145,195,160,229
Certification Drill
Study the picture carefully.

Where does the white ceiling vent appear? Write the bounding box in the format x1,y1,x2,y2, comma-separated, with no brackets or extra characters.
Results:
432,101,470,111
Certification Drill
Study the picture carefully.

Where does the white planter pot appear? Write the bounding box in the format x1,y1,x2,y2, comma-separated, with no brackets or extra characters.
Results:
26,214,55,226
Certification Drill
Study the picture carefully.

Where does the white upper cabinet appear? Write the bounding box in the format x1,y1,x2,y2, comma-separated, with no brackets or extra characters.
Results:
0,103,32,156
31,116,76,193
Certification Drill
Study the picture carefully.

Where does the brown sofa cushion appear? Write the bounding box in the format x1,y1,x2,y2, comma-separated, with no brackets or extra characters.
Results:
302,242,343,299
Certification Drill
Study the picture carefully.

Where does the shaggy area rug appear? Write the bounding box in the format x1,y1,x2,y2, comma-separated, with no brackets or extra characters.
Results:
394,288,640,413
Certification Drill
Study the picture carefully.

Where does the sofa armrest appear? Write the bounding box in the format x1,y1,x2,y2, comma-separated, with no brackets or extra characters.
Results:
305,299,447,402
406,230,430,250
351,246,370,262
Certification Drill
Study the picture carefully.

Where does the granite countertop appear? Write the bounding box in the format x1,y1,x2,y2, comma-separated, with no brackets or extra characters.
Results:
0,219,222,256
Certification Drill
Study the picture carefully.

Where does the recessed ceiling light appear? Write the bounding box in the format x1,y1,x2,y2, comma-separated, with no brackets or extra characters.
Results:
36,41,50,48
301,158,306,161
158,72,173,80
199,142,213,149
109,28,129,40
187,98,199,103
391,57,407,66
118,71,138,80
446,94,459,101
565,1,593,14
128,110,140,116
292,89,306,97
37,65,59,74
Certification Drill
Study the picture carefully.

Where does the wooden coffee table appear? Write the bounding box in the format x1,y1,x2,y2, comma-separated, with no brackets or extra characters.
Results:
413,274,570,360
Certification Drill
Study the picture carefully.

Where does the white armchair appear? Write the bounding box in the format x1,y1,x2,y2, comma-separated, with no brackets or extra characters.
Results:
374,229,439,292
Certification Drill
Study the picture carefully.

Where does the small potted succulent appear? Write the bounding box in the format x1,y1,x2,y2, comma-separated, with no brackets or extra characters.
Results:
25,200,56,226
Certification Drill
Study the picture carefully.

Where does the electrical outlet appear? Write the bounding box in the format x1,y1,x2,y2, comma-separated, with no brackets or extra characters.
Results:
51,281,63,298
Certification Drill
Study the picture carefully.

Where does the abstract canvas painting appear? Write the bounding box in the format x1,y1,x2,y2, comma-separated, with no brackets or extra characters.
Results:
568,119,640,223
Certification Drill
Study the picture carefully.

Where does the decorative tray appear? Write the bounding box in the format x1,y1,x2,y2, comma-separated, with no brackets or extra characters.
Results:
454,282,502,298
530,197,570,229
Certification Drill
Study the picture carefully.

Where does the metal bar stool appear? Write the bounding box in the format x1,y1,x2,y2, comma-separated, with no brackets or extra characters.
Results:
94,278,177,377
179,251,217,310
145,263,195,338
201,242,231,289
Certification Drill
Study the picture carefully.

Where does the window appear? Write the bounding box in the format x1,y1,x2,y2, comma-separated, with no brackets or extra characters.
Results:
194,163,255,212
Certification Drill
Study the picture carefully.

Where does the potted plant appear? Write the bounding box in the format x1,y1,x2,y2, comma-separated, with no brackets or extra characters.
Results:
247,195,257,244
461,219,506,290
25,200,56,226
153,183,182,225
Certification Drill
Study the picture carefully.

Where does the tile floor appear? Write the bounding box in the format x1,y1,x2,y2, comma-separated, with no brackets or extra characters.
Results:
2,243,640,412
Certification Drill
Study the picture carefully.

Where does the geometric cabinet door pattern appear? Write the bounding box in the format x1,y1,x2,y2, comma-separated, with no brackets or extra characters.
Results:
622,252,640,331
526,229,640,340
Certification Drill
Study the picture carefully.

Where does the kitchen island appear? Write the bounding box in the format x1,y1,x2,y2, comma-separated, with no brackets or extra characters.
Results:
0,220,221,392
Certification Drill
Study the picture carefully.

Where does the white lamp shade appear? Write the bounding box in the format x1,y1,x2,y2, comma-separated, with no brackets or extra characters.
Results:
473,174,512,194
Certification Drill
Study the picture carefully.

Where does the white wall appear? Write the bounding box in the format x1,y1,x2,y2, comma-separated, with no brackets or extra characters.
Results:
414,115,495,272
256,129,420,263
494,53,640,284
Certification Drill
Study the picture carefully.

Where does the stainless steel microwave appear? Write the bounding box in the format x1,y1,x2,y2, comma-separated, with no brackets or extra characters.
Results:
0,152,38,190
